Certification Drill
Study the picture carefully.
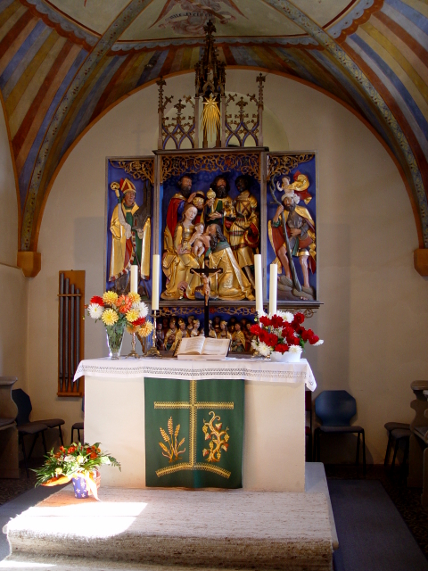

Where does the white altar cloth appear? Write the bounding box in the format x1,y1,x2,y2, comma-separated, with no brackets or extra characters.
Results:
74,357,317,391
75,357,316,492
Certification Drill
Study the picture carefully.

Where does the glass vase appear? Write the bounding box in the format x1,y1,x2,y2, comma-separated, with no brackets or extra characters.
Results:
105,322,125,359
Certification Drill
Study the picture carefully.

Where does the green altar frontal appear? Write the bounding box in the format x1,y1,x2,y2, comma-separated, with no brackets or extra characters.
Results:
144,377,245,488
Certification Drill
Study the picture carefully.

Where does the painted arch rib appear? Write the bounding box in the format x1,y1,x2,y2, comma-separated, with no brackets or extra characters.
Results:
261,0,428,248
20,0,155,252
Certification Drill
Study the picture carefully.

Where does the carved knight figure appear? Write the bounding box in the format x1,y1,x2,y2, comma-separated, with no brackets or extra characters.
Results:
268,188,316,300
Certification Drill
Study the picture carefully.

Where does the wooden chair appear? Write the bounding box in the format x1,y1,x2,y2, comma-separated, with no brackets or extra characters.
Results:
384,422,410,477
71,421,84,443
12,389,64,475
71,398,84,444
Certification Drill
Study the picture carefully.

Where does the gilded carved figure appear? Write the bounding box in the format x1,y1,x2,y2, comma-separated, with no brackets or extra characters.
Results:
204,224,254,301
218,320,232,340
228,175,259,288
163,175,196,256
205,175,234,240
164,318,177,351
171,319,188,352
162,203,201,300
231,323,246,353
109,178,151,287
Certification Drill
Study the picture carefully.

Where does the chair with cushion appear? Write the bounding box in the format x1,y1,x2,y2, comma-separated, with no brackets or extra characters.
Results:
314,390,366,472
12,389,65,474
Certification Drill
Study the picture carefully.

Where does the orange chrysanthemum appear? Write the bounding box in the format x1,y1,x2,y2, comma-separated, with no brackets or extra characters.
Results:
115,295,133,314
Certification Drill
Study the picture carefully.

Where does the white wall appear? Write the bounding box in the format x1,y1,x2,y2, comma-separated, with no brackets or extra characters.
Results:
26,70,428,460
0,103,27,385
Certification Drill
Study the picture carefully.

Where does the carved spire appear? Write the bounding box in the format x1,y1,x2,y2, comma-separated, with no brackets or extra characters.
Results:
195,20,226,100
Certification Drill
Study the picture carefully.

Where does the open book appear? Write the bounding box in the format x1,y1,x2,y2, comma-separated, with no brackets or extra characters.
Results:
175,336,231,359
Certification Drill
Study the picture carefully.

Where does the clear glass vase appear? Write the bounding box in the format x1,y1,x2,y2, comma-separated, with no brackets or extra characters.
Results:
105,322,125,359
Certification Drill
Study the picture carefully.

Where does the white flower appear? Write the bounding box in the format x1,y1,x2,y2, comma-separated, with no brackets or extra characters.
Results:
133,301,149,318
88,303,104,320
289,345,303,354
257,341,272,357
64,455,74,463
77,455,85,464
55,467,63,475
314,339,324,346
275,310,294,323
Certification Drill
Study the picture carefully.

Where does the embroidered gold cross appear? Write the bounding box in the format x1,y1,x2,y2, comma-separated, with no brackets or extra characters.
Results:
154,379,234,478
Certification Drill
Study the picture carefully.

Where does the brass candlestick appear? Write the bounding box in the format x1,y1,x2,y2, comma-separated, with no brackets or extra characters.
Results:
126,331,140,359
144,310,163,358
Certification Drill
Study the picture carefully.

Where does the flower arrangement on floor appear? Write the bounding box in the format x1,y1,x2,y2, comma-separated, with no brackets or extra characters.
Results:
33,442,121,500
87,291,151,358
250,311,323,358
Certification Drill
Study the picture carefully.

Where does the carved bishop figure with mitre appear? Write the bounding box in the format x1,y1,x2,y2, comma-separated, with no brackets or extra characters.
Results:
109,178,151,289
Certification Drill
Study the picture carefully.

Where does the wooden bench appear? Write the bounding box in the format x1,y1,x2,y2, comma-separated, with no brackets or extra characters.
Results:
407,380,428,510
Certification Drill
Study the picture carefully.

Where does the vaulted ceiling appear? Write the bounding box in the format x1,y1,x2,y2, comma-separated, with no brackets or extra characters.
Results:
2,0,427,261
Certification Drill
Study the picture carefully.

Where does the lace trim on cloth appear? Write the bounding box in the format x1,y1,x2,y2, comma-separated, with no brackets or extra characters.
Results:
74,358,317,391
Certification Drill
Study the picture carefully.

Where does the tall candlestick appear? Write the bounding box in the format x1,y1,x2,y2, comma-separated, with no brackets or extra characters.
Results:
269,263,277,315
254,254,263,315
130,266,138,293
152,254,160,311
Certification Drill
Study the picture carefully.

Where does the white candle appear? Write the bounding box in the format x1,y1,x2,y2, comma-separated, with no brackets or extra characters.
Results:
152,254,160,311
254,254,263,315
269,263,278,316
130,266,138,293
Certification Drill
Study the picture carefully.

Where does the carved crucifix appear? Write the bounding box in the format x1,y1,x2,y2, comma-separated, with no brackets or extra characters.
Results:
190,267,223,337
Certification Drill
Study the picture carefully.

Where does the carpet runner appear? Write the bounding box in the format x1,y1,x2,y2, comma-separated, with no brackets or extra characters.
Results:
2,487,333,570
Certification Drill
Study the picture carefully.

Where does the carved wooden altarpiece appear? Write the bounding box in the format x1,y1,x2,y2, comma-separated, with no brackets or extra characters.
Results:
104,22,319,348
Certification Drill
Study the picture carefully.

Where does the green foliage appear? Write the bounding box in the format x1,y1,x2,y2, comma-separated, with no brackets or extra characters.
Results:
33,441,121,486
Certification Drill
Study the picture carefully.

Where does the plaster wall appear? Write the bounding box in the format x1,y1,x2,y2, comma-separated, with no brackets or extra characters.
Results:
26,70,428,462
0,103,27,385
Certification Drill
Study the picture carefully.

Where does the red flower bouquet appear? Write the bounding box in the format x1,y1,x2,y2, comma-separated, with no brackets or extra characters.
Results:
250,311,323,358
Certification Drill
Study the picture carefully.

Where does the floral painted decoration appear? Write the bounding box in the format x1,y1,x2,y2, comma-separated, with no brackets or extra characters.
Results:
250,311,323,357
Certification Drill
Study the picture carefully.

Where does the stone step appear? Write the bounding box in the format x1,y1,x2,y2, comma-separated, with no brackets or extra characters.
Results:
4,487,333,571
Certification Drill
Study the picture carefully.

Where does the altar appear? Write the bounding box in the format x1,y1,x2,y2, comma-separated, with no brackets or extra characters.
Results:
74,357,316,493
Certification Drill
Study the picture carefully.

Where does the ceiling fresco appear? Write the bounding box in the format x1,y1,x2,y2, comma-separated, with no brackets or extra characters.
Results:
40,0,361,42
0,0,427,261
